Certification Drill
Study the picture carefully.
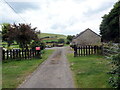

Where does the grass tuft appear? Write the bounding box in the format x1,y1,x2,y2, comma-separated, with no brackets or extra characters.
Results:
67,53,111,88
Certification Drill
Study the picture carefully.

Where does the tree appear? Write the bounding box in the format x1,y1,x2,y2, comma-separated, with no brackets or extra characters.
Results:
14,23,39,49
58,38,65,43
100,1,120,43
3,23,39,49
1,23,10,42
67,35,75,42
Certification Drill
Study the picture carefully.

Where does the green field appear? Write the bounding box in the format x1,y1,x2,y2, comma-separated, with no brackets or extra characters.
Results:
38,33,67,39
1,33,67,48
2,49,54,88
67,53,111,88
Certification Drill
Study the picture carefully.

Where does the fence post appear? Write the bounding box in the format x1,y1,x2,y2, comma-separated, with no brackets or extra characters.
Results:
101,44,104,55
88,46,90,55
7,50,9,60
30,49,32,58
83,46,85,56
10,50,12,59
25,49,27,59
28,49,30,59
16,50,18,59
22,49,24,59
2,49,5,60
19,49,21,60
94,46,96,54
81,46,83,56
74,45,77,57
86,46,87,55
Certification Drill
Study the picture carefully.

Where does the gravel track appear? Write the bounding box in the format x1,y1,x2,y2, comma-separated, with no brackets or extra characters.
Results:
19,47,74,88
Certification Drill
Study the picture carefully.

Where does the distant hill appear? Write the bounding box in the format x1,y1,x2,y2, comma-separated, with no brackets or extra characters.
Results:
37,33,67,42
38,33,67,39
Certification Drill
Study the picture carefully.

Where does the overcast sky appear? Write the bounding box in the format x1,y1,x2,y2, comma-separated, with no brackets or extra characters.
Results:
0,0,117,35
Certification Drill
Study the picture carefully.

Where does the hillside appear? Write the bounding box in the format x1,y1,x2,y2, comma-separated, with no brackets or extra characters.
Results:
37,33,67,43
38,33,67,39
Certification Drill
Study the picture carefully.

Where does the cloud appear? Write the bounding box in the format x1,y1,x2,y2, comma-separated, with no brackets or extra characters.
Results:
0,0,118,35
84,1,116,16
7,2,40,13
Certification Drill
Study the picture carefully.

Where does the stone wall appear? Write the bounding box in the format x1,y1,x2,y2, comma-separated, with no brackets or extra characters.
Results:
74,29,101,46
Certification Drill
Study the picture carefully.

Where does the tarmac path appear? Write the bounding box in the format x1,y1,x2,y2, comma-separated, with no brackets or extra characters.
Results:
19,47,74,88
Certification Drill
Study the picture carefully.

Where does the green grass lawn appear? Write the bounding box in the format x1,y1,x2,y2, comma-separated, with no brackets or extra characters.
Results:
67,53,111,88
2,49,54,88
43,39,58,43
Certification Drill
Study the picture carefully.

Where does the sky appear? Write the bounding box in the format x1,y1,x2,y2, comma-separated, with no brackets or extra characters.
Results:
0,0,118,35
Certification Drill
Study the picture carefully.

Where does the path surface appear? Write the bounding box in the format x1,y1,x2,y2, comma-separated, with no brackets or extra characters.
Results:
19,47,74,88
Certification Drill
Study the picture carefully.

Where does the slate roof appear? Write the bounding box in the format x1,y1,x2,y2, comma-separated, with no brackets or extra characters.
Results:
73,28,101,39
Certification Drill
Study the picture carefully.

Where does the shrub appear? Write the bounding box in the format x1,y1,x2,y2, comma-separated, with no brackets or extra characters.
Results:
30,41,46,50
107,44,120,88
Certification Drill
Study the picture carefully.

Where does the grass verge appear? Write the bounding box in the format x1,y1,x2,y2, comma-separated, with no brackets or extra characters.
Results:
67,53,111,88
2,49,54,88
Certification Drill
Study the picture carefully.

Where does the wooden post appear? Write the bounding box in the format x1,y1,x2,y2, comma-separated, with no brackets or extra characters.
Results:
74,45,77,57
88,45,90,55
25,49,27,59
2,49,5,60
16,50,18,59
19,49,21,59
79,47,80,56
80,46,81,56
30,49,32,58
28,49,30,59
97,46,98,54
86,46,87,55
22,49,24,59
10,50,12,59
7,50,9,60
33,50,35,57
35,50,37,56
81,46,83,56
13,50,15,59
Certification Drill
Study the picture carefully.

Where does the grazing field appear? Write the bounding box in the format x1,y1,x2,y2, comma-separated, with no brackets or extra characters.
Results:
2,49,54,88
67,53,111,88
38,33,67,39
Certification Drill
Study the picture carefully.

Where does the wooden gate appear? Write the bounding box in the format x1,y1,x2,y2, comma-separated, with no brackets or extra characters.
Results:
73,45,102,57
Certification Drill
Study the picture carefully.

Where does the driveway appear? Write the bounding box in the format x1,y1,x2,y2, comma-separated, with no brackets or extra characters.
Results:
19,47,74,88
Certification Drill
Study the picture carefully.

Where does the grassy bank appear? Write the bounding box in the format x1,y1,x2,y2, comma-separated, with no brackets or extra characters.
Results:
2,49,54,88
38,33,66,39
67,53,111,88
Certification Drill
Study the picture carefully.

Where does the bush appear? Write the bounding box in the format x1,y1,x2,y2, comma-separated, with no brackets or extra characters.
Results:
66,41,70,44
107,44,120,88
30,41,46,50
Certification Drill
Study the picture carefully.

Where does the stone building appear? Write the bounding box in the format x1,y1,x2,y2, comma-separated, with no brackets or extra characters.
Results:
72,28,101,46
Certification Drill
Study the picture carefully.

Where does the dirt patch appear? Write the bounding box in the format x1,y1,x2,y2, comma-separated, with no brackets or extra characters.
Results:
50,50,61,64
